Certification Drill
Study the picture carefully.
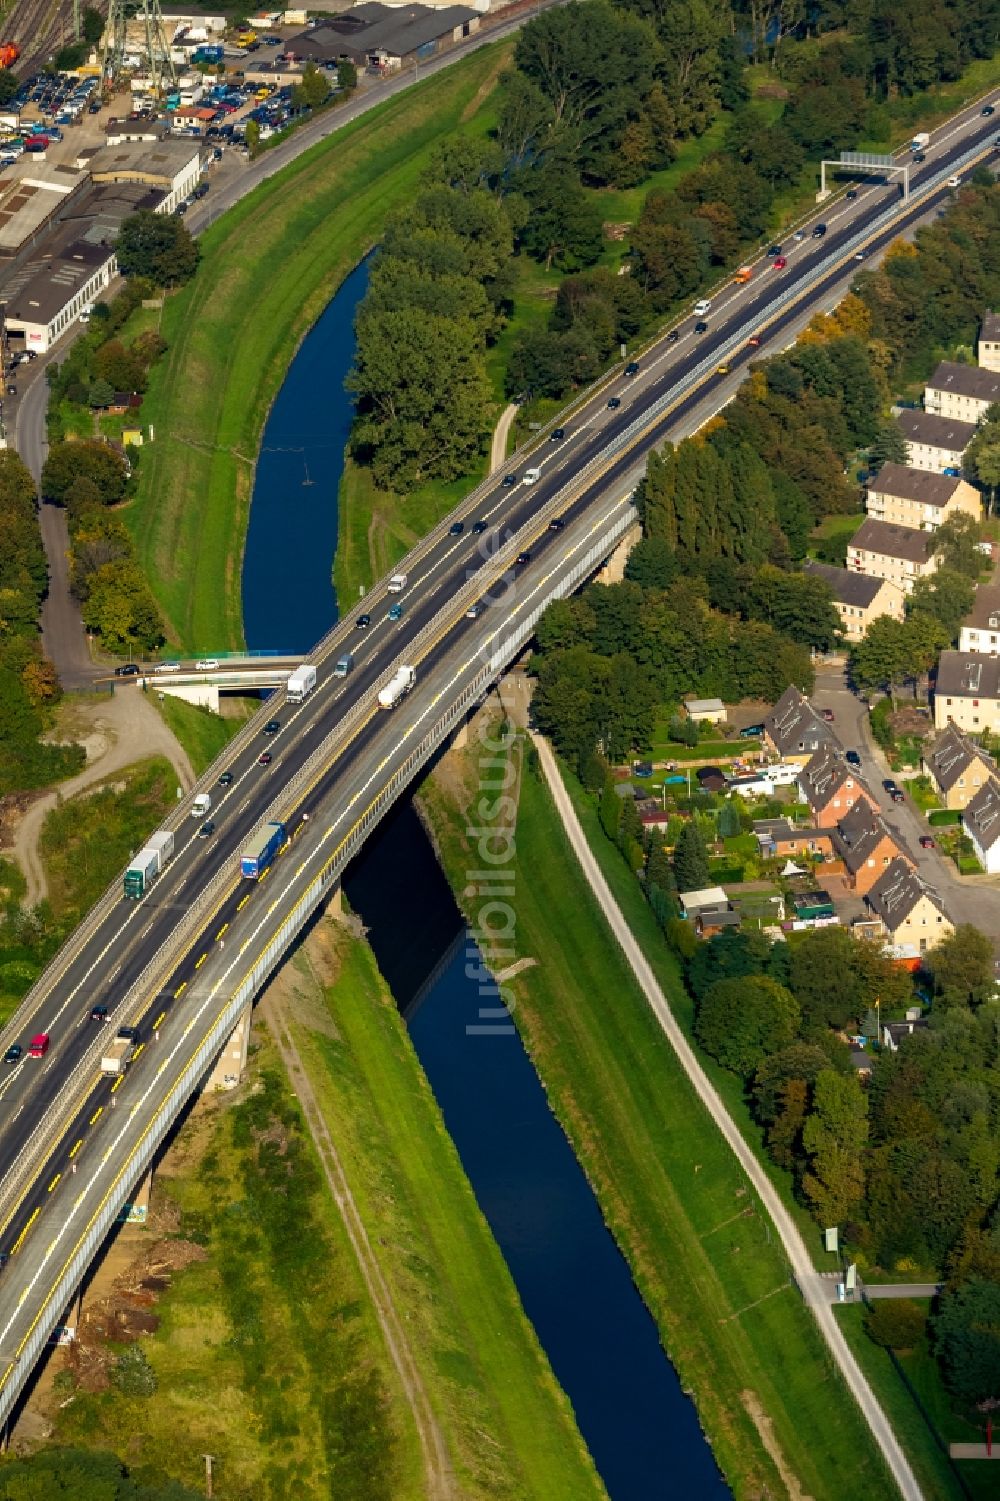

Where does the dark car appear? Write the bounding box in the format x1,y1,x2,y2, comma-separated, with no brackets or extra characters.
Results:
118,1026,140,1044
258,750,273,765
890,789,904,803
608,396,621,409
739,723,764,739
919,835,935,849
549,516,566,530
812,223,827,237
821,707,835,722
115,663,140,676
515,551,531,565
3,1044,21,1065
846,188,858,199
694,320,709,334
883,778,898,793
845,749,861,766
767,244,782,256
198,819,216,838
356,613,371,629
264,719,281,734
983,103,995,115
218,770,234,786
551,426,566,440
634,761,654,778
449,521,464,535
912,151,925,163
624,361,640,376
502,473,517,486
472,518,489,532
666,330,679,343
90,1005,109,1023
696,765,726,791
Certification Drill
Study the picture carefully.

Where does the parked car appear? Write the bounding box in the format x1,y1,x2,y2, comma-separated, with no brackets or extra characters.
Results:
820,707,835,722
634,761,654,778
739,723,764,739
919,835,936,849
845,749,861,766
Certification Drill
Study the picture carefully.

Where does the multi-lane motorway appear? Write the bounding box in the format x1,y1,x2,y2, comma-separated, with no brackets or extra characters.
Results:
0,93,995,1452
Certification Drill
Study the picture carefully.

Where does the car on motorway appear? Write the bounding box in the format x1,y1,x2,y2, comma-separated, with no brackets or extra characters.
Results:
28,1034,50,1058
356,612,371,629
515,551,531,565
947,175,961,187
772,256,787,270
883,778,898,792
115,663,140,676
549,516,566,530
449,520,464,535
693,299,711,316
982,103,995,115
624,361,640,376
845,749,861,766
3,1044,21,1065
820,707,835,722
264,719,281,734
846,188,858,199
466,602,484,618
90,1005,109,1023
812,223,827,237
695,320,709,334
198,820,216,838
920,835,936,849
767,244,782,256
388,602,403,620
258,750,273,765
912,151,926,163
502,473,517,486
218,770,234,786
155,661,181,673
195,658,220,671
747,334,762,348
608,396,621,408
472,518,489,531
854,251,865,260
793,229,805,241
551,426,566,440
716,362,730,374
666,329,679,342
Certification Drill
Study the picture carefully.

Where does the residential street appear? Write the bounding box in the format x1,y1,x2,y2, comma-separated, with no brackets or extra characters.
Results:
810,663,1000,943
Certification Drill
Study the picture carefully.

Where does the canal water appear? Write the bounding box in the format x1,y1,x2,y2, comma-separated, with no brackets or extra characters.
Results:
243,266,729,1500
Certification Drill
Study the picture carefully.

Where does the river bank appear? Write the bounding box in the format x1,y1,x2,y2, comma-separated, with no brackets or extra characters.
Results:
415,706,898,1501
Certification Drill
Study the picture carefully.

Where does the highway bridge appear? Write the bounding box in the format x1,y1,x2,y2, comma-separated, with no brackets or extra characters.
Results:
0,98,995,1431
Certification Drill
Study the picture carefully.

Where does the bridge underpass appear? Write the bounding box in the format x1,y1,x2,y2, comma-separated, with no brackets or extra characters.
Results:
0,107,994,1439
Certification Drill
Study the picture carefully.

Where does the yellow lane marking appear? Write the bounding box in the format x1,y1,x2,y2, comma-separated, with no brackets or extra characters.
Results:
175,981,187,998
132,1043,145,1060
111,1075,124,1092
11,1207,39,1254
237,894,251,911
47,1174,60,1194
89,1107,103,1126
152,1011,166,1031
68,1140,82,1159
215,923,229,942
194,953,207,970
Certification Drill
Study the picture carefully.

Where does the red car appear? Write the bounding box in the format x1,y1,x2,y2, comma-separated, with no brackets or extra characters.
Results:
747,335,762,348
772,256,787,270
820,708,835,722
919,835,935,849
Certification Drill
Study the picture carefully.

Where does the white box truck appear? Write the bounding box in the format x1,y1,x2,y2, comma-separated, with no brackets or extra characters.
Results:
387,573,407,593
287,663,317,702
147,830,175,866
191,793,212,818
910,132,929,152
378,665,416,709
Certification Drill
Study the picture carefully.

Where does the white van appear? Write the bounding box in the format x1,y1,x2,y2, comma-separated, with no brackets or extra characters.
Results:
694,299,711,316
523,468,541,485
191,792,212,818
388,573,407,593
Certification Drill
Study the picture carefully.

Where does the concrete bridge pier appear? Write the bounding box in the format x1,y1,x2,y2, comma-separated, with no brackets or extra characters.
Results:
595,519,642,585
206,1002,252,1091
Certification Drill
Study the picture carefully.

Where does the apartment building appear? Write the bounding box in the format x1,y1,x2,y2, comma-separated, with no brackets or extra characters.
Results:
846,517,938,594
924,361,1000,423
863,463,981,531
896,410,977,472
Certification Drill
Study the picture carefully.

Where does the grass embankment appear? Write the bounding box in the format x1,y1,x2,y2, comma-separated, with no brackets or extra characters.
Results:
418,731,891,1500
126,42,512,653
52,1027,425,1500
39,757,179,919
835,1305,994,1501
154,694,252,777
271,920,606,1500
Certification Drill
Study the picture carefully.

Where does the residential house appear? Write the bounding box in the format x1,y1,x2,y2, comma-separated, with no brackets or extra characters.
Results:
864,463,982,531
979,311,1000,373
924,360,1000,423
921,723,996,809
753,819,834,860
863,859,953,958
959,584,1000,654
678,887,730,920
798,743,878,828
882,1018,930,1051
962,777,1000,873
934,651,1000,733
846,517,938,594
803,560,905,641
763,685,835,766
896,409,977,472
830,801,912,895
684,697,726,724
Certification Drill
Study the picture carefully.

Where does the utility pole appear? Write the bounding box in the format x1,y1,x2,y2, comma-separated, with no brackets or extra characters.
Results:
202,1453,214,1498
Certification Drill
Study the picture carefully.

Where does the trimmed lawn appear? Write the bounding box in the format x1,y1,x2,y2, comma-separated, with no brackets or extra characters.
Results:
154,694,252,777
419,739,893,1501
125,42,514,652
280,923,606,1500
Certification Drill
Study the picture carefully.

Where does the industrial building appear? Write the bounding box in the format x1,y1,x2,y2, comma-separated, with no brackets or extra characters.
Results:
287,3,480,70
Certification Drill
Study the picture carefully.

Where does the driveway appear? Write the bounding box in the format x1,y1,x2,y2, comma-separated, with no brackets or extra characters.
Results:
810,663,1000,942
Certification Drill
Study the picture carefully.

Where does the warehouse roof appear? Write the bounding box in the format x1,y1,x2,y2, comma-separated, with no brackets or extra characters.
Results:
5,238,113,325
288,2,478,61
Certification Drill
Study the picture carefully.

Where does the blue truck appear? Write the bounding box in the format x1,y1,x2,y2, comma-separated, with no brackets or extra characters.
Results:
241,821,285,879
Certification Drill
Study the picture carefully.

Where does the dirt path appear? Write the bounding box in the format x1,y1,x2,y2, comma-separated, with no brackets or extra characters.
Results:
263,962,454,1501
490,403,518,474
11,689,196,906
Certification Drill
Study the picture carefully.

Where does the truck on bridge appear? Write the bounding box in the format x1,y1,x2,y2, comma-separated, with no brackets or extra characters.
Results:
286,663,317,703
378,665,416,709
101,1032,136,1077
123,830,175,899
241,821,286,879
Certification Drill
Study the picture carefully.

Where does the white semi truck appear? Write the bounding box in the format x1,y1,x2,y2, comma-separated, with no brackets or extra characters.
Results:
377,664,416,709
